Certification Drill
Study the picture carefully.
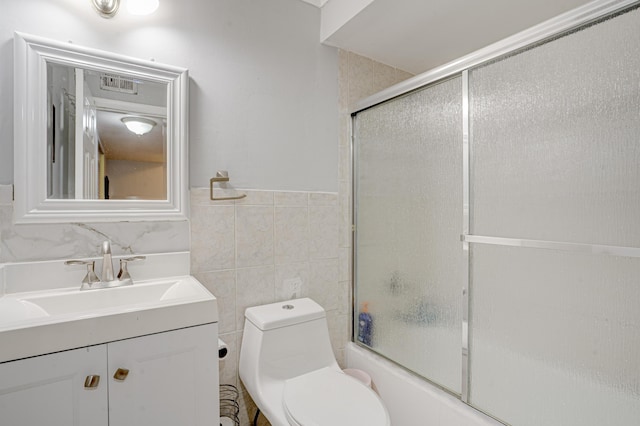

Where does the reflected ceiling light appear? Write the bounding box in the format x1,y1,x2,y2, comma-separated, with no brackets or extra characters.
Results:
121,117,156,136
91,0,120,18
127,0,160,15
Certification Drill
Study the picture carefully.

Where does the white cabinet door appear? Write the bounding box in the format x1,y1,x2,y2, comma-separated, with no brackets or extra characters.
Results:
107,323,219,426
0,345,108,426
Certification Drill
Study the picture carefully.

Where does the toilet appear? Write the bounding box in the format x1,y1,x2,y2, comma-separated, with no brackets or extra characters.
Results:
239,298,390,426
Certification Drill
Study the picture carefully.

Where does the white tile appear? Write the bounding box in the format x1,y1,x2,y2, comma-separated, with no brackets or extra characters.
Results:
338,280,351,316
235,190,274,206
190,205,235,272
236,206,274,268
308,192,338,206
274,191,308,206
309,205,339,260
235,266,275,329
339,247,351,282
395,68,415,84
373,61,399,93
275,262,310,301
274,206,308,264
348,52,375,108
308,259,341,311
338,49,350,112
338,139,351,182
338,179,352,249
339,113,350,149
327,310,349,353
193,269,236,334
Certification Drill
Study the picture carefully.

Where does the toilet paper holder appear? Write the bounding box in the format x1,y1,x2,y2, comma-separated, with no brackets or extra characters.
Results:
218,338,228,360
210,171,247,201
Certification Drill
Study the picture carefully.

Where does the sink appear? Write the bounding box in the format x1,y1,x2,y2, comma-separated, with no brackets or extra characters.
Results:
19,277,211,317
0,273,217,364
0,298,49,324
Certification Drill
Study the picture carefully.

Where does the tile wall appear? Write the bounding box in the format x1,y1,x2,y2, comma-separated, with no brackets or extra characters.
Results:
189,188,343,425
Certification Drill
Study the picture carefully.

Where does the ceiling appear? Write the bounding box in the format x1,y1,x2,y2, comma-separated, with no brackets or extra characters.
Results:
97,111,165,163
309,0,596,74
82,69,167,163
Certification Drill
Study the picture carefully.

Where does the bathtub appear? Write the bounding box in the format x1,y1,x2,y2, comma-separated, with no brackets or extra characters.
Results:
346,342,502,426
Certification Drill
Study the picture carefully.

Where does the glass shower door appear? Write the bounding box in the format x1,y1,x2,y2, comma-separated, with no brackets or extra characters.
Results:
352,2,640,424
468,6,640,424
353,76,464,394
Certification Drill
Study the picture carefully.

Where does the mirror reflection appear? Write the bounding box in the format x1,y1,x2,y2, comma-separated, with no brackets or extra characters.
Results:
46,63,167,200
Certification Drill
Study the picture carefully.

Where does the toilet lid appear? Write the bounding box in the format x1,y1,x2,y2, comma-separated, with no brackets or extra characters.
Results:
283,367,390,426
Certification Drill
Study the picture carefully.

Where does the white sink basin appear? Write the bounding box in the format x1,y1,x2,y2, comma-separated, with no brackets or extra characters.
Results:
18,277,210,317
0,298,49,324
0,274,217,363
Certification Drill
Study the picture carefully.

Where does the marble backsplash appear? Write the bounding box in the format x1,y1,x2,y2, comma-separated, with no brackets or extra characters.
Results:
0,184,189,265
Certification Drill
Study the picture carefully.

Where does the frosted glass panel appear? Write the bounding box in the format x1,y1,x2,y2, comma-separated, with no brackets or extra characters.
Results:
469,244,640,426
470,8,640,247
354,76,463,394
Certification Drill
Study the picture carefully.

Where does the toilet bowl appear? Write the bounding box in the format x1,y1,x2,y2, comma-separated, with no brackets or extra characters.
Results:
239,298,390,426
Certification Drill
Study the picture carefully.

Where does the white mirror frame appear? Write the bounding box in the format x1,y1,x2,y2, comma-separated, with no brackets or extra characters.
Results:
13,32,189,223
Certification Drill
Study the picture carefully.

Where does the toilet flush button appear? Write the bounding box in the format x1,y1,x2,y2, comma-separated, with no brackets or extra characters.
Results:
282,304,295,310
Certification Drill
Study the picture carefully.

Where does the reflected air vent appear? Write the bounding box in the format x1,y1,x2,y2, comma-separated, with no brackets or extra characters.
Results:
100,74,138,94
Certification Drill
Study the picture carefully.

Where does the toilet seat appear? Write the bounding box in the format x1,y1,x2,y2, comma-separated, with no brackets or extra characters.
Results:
282,367,390,426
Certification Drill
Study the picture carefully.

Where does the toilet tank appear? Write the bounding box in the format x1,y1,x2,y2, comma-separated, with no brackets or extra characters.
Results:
240,298,338,382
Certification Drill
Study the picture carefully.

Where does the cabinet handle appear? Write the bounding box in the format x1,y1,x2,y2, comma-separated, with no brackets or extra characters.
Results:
84,375,100,389
113,368,130,381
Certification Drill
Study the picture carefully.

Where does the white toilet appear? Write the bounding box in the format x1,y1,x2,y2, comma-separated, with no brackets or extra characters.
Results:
239,298,390,426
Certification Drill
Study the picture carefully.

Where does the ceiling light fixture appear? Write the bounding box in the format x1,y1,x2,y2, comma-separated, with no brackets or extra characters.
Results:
121,117,157,136
92,0,159,18
91,0,120,18
127,0,160,15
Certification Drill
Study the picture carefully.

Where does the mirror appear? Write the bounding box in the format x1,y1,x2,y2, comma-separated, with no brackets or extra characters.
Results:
14,32,188,223
47,64,168,201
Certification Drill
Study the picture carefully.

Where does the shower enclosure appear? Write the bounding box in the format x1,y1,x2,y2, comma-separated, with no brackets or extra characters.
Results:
352,1,640,425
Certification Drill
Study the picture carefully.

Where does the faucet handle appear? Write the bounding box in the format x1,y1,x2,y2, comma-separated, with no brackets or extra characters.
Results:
117,256,146,281
65,259,100,288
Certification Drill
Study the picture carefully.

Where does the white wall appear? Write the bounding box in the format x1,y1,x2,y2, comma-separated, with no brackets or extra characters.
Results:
106,160,166,200
0,0,338,192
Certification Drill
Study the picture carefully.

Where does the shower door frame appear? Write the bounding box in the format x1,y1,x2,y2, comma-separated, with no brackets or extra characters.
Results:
350,0,640,405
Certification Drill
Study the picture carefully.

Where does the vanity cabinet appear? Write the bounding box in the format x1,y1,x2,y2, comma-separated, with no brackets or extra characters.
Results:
0,324,218,426
0,345,108,426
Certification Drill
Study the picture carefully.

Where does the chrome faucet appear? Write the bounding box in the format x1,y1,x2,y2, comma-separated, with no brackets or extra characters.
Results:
65,241,146,290
101,240,115,282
